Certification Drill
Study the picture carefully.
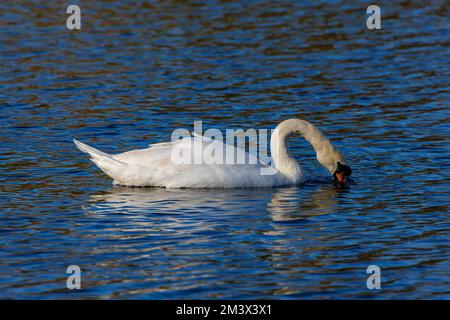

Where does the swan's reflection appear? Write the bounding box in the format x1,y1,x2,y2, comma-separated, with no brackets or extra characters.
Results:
89,183,339,222
86,184,345,298
267,184,339,222
90,186,272,214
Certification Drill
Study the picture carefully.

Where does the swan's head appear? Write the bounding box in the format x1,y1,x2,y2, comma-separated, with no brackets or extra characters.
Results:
333,161,352,184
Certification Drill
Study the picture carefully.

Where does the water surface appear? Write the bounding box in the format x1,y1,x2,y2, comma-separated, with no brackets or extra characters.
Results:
0,1,449,299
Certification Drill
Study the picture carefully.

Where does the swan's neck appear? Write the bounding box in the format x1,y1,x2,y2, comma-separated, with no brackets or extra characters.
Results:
270,119,345,181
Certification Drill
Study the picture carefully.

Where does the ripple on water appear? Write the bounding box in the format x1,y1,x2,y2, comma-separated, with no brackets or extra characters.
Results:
0,1,449,299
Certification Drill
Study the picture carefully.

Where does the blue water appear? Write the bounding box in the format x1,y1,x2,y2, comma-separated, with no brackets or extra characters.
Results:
0,1,449,299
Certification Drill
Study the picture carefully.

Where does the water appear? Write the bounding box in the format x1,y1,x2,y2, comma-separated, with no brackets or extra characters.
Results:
0,1,449,299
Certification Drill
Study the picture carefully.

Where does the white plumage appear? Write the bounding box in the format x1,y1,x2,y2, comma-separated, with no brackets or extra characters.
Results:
74,119,347,188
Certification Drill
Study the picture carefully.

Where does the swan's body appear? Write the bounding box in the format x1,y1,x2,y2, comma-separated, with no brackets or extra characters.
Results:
74,119,350,188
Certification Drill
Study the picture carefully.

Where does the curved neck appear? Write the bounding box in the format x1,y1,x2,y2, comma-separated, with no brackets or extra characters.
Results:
270,119,345,180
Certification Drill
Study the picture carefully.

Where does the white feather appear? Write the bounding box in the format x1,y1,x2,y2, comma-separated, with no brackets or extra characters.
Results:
74,119,346,188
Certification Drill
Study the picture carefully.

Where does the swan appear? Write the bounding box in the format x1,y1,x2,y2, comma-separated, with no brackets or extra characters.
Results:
74,118,352,188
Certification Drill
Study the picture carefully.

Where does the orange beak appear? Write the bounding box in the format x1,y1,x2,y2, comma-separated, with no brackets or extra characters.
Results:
335,171,346,183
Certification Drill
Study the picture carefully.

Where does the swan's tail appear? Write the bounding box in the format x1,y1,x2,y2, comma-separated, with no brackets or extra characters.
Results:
73,138,127,182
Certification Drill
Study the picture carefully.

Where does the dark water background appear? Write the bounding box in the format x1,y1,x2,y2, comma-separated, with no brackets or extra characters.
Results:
0,1,449,299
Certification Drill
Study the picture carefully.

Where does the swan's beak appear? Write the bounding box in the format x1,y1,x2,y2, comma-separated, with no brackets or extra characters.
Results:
334,171,346,183
333,162,352,184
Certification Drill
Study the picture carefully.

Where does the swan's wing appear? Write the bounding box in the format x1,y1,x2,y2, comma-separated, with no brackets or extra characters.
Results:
76,136,283,187
156,136,276,188
191,131,263,159
147,141,175,149
111,135,279,186
144,131,264,165
114,135,264,166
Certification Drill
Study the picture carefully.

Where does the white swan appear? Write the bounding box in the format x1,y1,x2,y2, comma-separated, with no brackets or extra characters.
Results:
74,118,351,188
